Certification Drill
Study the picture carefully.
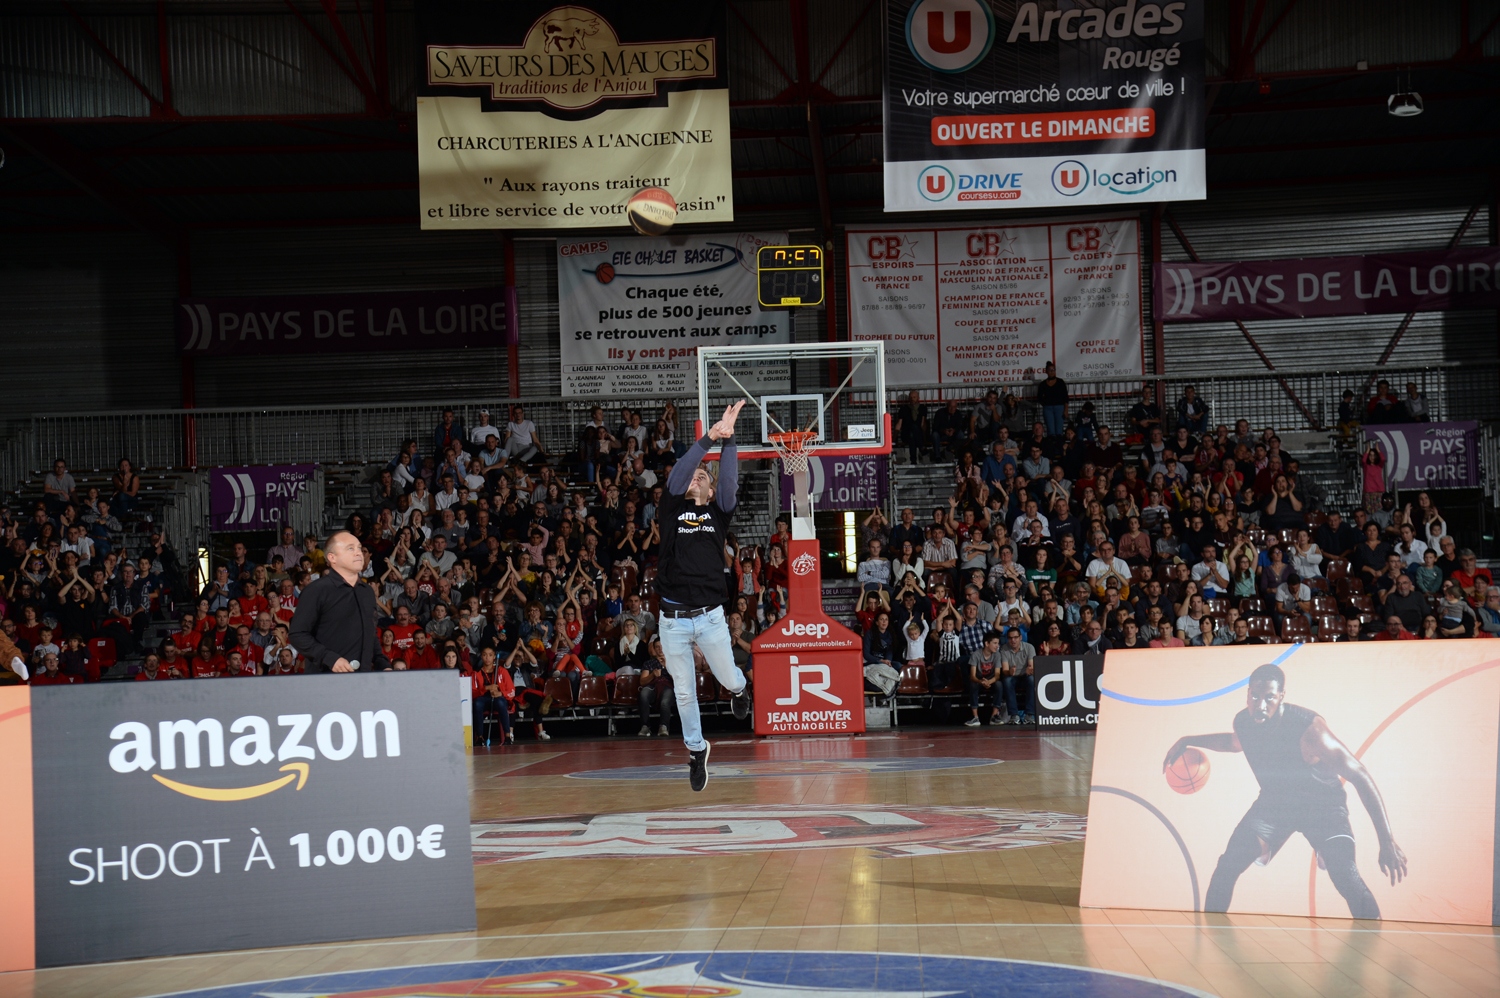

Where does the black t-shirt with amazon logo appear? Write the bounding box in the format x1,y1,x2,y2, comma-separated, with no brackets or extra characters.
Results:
656,435,737,609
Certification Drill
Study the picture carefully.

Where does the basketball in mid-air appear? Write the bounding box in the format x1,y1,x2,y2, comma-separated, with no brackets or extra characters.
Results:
1165,748,1210,794
626,186,677,235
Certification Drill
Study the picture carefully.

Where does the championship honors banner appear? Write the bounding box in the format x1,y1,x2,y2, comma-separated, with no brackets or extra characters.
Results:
0,674,474,970
557,231,792,396
846,218,1144,385
884,0,1206,211
417,2,732,229
1081,644,1500,926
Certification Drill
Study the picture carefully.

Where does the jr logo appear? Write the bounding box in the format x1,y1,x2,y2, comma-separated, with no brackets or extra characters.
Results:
774,656,843,706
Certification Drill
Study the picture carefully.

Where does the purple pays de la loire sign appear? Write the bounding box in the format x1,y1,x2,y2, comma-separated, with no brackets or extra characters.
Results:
1364,422,1480,490
211,465,315,530
178,288,507,356
1154,246,1500,323
780,455,888,511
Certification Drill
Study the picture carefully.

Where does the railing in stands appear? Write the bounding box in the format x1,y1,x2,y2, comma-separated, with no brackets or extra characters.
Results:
2,362,1494,490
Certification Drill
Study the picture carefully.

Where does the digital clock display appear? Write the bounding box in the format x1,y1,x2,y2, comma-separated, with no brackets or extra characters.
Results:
757,245,824,307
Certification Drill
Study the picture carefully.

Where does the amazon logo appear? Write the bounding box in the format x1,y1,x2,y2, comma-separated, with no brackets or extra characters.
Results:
108,711,400,801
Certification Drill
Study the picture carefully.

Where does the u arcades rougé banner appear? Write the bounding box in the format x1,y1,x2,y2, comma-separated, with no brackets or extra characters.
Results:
884,0,1206,211
417,2,732,229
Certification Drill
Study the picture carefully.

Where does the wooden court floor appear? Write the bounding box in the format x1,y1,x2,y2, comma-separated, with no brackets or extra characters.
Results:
5,728,1499,998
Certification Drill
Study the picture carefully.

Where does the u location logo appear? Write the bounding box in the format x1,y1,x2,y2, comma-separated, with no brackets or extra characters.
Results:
1051,160,1090,196
905,0,994,73
917,164,955,201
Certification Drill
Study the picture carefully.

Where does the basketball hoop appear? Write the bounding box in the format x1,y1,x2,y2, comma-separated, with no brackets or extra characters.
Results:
769,429,818,477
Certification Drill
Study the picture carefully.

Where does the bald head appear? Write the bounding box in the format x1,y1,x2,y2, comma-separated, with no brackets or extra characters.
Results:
324,531,364,581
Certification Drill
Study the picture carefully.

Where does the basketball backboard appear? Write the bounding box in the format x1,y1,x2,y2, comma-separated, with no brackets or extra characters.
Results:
694,341,889,461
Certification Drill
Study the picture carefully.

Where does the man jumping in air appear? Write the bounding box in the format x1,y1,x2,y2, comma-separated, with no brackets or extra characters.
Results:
1163,663,1408,918
657,400,752,792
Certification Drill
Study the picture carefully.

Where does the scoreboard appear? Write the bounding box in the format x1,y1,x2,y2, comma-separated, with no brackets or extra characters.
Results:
756,245,824,307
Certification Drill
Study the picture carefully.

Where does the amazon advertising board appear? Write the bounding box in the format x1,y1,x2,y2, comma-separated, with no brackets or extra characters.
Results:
884,0,1205,211
0,674,474,969
557,231,791,396
417,1,732,229
1081,643,1500,926
846,218,1144,385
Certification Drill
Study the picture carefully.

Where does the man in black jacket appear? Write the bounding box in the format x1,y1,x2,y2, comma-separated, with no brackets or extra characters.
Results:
656,401,751,791
289,532,389,674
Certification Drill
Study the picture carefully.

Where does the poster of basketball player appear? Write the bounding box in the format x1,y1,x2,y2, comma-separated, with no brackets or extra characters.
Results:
1080,643,1500,926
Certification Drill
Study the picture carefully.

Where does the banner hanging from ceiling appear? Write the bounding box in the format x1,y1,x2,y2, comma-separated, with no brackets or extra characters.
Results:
556,232,792,397
846,217,1144,385
416,2,733,230
883,0,1206,211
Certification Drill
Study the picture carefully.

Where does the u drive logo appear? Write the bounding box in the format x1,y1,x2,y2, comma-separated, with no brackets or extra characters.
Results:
221,472,259,525
1036,660,1098,711
775,656,843,707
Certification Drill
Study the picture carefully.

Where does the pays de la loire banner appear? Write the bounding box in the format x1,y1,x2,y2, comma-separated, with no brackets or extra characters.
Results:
417,1,732,230
557,231,791,396
178,289,508,357
884,0,1206,211
210,465,315,530
1155,245,1500,322
847,218,1144,385
779,456,889,511
1365,422,1479,489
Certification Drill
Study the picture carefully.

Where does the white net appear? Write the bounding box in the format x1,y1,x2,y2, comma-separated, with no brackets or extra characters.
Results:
770,432,815,477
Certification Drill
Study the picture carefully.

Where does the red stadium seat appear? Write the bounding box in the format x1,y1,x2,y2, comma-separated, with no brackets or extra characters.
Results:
696,670,719,704
1247,616,1277,639
88,637,117,678
1238,597,1267,615
610,673,640,706
1315,614,1346,640
1325,558,1349,582
897,665,927,695
1281,617,1312,642
574,675,609,708
1311,596,1340,615
542,676,574,712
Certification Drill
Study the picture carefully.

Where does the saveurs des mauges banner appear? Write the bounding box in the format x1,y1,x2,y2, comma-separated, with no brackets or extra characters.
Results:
417,2,732,229
884,0,1206,211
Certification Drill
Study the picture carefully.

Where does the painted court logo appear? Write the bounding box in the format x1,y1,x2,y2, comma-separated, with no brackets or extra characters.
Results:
470,804,1084,862
145,951,1215,998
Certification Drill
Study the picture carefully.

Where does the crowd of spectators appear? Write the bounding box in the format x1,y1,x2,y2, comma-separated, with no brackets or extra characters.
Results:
5,381,1494,739
867,377,1497,727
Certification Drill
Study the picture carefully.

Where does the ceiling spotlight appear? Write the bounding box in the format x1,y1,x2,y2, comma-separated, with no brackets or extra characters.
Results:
1387,91,1423,116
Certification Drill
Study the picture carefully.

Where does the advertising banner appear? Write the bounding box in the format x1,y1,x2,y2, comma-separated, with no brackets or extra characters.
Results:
883,0,1205,211
210,465,316,531
847,218,1144,385
1365,421,1480,489
417,2,732,230
752,539,866,737
1032,654,1103,727
1080,643,1500,926
779,456,889,511
0,674,474,970
1155,246,1500,322
557,231,792,396
178,289,506,357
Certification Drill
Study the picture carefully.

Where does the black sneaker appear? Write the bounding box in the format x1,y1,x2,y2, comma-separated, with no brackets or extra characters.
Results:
731,685,751,720
688,741,711,792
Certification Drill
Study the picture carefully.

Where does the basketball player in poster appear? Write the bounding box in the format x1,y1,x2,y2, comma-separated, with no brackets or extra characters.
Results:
1162,664,1408,918
657,399,752,792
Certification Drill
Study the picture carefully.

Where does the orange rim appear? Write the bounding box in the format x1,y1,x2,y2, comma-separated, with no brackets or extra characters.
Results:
769,430,817,454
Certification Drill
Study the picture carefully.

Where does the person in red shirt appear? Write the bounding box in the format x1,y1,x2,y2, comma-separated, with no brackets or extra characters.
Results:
158,640,190,679
267,593,295,625
405,630,441,670
384,606,422,653
1451,549,1494,608
189,639,225,678
174,611,201,650
31,653,79,685
226,598,253,630
223,649,258,677
471,647,515,746
1372,615,1418,641
239,582,269,617
134,653,170,680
